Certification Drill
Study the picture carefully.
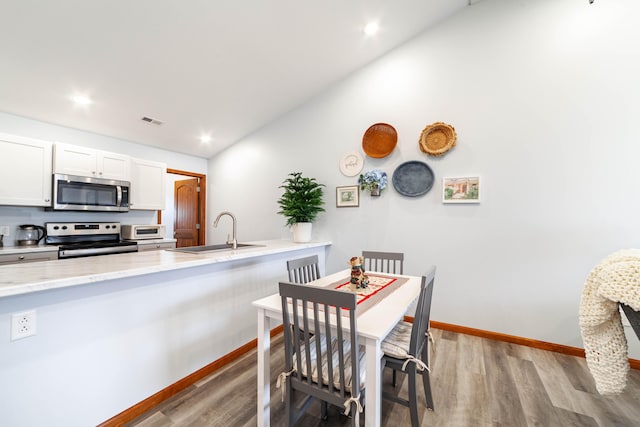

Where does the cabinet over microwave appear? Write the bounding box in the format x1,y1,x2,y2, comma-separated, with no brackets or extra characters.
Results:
52,174,130,212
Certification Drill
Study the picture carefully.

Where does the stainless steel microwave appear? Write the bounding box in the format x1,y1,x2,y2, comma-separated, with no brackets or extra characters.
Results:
52,173,130,212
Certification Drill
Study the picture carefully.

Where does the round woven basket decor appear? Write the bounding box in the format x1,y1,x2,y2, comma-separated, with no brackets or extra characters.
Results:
419,122,457,156
362,123,397,158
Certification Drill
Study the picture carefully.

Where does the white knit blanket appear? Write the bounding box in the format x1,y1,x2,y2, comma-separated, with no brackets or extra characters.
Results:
579,249,640,394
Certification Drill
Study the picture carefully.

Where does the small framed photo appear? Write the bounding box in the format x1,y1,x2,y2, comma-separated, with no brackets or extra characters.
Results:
443,176,481,203
336,185,359,207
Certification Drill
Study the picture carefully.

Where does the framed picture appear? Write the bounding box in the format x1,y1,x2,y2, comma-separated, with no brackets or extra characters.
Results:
442,176,480,203
336,185,359,207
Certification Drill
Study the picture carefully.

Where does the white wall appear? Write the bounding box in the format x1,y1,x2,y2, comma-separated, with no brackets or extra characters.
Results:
207,0,640,356
0,111,207,237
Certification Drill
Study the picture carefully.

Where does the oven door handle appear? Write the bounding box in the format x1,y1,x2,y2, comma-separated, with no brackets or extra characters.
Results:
59,245,138,258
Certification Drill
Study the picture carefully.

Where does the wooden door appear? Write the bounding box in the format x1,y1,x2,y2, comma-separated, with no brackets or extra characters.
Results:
174,178,200,248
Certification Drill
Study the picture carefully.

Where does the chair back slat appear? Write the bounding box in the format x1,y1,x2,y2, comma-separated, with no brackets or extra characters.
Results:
410,266,436,356
279,281,360,406
312,302,324,387
287,255,321,284
362,250,404,275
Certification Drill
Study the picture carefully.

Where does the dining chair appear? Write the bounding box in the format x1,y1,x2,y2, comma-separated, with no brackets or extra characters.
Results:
381,266,436,427
278,281,365,426
362,250,404,274
621,303,640,340
287,255,321,284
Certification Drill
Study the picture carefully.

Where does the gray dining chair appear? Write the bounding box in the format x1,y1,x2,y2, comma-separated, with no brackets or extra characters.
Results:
362,250,404,274
278,281,365,426
621,303,640,340
381,266,436,427
287,255,321,284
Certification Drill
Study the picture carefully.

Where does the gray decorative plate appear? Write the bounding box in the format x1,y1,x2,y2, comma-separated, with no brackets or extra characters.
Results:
392,161,434,197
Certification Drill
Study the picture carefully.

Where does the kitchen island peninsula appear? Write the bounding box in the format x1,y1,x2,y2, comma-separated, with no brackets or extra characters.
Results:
0,239,330,427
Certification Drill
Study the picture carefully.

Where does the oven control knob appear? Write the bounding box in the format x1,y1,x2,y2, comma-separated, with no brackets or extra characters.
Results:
53,226,59,230
62,225,68,230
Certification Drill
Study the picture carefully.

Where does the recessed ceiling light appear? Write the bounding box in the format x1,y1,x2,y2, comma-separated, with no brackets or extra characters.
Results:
71,95,93,106
364,22,379,36
200,134,212,143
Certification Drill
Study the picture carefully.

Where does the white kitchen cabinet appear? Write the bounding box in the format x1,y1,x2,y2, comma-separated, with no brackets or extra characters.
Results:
136,240,176,252
130,158,166,210
0,132,53,207
53,142,130,181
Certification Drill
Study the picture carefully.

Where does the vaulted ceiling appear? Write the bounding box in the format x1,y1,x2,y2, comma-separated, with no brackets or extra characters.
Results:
0,1,472,158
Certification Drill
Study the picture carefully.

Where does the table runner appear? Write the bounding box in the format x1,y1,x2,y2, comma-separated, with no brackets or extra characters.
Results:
326,274,409,315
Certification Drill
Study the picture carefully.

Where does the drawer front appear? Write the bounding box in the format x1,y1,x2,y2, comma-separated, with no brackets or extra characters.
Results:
137,242,176,252
0,251,58,265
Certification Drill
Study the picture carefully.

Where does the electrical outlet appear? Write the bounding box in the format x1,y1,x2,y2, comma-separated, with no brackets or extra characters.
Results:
0,225,9,236
11,310,37,341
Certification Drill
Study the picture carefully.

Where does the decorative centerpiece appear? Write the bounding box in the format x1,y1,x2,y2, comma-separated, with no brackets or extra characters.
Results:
358,169,388,196
349,256,369,291
277,172,325,243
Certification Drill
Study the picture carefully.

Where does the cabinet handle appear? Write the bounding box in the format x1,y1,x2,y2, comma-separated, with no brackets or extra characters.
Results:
18,256,25,260
44,198,50,202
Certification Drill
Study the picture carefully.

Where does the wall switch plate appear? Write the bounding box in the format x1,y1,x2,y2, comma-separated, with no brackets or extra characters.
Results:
11,310,37,340
0,225,9,236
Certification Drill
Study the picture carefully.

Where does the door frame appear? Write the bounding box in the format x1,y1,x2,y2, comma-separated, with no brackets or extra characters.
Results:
157,168,206,245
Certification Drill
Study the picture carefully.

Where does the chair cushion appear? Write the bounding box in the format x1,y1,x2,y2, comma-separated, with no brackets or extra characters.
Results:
294,335,366,390
381,320,413,359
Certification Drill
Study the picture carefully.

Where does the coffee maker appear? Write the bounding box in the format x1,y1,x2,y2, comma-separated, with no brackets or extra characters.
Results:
17,224,46,246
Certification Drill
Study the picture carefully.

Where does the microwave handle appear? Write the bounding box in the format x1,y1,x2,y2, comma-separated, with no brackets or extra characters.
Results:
116,186,122,206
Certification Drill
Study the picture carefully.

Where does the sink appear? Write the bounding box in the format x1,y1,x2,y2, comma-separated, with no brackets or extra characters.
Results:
168,243,263,254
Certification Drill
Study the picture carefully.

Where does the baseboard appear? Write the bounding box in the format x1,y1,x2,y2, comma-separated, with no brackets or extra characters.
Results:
98,324,284,427
409,317,640,370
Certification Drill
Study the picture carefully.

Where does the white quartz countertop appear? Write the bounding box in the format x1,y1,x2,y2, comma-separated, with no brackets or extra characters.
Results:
0,245,60,254
0,239,331,298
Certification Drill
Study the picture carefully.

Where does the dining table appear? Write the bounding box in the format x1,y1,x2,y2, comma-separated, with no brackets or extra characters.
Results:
252,268,423,427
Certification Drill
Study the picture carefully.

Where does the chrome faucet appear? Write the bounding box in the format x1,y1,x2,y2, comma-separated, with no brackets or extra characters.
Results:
213,211,237,249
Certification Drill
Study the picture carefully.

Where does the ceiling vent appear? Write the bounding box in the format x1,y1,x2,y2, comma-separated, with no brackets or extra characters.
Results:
141,116,164,125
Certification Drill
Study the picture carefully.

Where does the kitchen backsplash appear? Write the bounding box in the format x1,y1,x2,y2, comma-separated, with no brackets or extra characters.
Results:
0,205,157,246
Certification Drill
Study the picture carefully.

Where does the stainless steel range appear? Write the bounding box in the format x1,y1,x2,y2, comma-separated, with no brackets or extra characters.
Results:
45,222,138,259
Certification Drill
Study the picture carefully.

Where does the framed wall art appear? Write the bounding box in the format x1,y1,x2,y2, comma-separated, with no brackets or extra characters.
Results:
336,185,359,207
442,176,480,203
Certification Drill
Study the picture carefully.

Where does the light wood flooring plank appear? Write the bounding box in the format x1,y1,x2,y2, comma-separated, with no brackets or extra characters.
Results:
125,329,640,427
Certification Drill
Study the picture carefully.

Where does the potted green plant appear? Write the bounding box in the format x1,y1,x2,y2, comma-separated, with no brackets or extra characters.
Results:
277,172,325,242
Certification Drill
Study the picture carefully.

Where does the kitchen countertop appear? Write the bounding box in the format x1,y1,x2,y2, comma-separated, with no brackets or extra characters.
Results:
0,239,330,298
0,244,60,254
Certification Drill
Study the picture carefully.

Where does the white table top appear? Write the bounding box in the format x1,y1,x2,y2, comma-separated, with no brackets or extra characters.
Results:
253,269,421,340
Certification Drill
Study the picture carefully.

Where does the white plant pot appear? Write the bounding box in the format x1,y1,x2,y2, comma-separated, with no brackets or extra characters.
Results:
292,222,312,243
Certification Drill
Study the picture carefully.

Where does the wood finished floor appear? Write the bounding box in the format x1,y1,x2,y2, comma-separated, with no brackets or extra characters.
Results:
125,329,640,426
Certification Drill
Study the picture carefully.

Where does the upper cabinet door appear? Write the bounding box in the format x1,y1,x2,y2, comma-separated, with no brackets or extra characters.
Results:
0,132,53,207
130,158,166,210
54,142,130,181
53,143,98,177
97,150,131,181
